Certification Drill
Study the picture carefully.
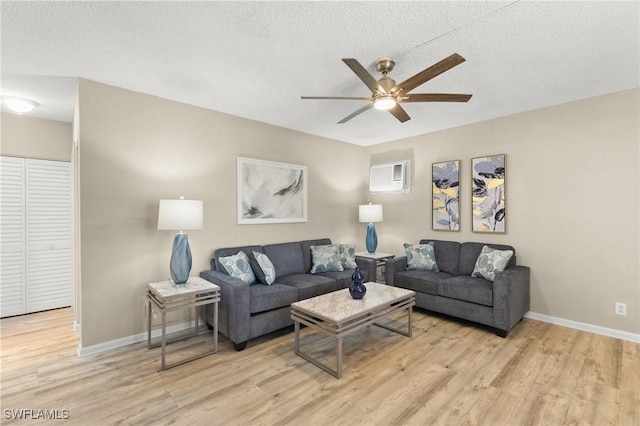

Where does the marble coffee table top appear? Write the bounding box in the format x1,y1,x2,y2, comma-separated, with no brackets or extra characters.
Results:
291,282,415,324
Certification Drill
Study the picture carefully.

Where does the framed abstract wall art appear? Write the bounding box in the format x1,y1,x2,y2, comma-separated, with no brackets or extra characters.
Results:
237,157,307,224
471,154,506,233
432,160,460,231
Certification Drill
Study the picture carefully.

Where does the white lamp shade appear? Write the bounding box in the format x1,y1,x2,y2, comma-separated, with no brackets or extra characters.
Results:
359,204,383,223
157,199,203,231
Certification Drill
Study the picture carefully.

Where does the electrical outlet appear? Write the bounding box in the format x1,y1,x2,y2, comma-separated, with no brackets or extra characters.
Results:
615,302,627,316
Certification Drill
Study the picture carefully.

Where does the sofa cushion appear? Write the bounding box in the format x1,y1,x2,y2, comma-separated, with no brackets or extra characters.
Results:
471,245,514,282
438,276,493,307
219,251,256,284
404,242,439,271
459,242,516,276
419,240,461,275
263,242,306,277
249,283,299,314
275,274,337,300
301,238,332,272
310,244,344,274
338,244,358,269
394,270,453,295
253,251,276,285
317,269,356,290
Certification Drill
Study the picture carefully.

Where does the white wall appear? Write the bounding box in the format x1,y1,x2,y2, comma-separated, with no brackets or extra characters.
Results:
366,89,640,335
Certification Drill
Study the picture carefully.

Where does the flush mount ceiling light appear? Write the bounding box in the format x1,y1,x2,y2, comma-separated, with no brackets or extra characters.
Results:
1,96,39,113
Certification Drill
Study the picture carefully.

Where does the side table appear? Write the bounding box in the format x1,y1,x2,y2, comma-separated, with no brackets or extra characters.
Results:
355,251,395,283
147,276,220,370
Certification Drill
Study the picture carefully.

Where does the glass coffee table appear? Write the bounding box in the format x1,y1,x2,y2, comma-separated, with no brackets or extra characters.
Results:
291,282,415,378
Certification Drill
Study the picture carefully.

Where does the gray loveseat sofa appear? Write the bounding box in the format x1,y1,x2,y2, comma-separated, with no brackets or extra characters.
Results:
200,238,375,350
385,239,530,337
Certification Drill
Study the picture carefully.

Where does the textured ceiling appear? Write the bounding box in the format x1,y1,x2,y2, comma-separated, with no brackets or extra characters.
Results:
2,1,638,146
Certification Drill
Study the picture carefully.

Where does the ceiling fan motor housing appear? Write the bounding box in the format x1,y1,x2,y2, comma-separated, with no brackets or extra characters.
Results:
375,58,395,74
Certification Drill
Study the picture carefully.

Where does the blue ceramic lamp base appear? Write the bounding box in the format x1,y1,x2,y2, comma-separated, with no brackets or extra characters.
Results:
366,223,378,254
170,233,192,285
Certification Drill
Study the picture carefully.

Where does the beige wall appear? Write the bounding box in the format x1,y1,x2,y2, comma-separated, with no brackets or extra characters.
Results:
366,88,640,334
1,112,72,161
77,79,367,347
77,80,638,348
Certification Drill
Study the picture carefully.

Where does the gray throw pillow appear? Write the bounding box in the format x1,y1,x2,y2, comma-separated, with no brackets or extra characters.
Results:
404,242,439,271
338,243,358,269
219,251,256,284
310,244,344,274
471,245,514,282
253,251,276,285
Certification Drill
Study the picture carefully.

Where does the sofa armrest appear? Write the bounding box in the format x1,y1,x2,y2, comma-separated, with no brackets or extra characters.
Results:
200,270,251,344
355,257,376,283
384,256,408,286
493,265,530,331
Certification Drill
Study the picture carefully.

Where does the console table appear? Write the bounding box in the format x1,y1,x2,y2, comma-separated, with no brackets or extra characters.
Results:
147,276,220,370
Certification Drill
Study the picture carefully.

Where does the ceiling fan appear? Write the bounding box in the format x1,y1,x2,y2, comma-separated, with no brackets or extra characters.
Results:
301,53,472,124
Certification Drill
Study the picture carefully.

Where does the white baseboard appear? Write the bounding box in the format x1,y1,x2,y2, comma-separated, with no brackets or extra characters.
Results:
77,312,639,357
525,311,640,343
77,320,196,357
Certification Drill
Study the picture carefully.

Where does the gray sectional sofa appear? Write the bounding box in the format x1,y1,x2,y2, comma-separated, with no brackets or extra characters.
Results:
385,239,530,337
200,238,375,350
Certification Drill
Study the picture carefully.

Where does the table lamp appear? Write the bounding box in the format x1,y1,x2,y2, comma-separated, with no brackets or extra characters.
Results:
158,197,203,284
359,203,383,254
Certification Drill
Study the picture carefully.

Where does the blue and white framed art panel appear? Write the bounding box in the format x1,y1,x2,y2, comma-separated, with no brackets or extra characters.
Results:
471,154,506,233
432,160,460,231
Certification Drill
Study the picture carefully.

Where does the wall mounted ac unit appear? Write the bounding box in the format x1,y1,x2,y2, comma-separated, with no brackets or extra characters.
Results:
369,160,411,193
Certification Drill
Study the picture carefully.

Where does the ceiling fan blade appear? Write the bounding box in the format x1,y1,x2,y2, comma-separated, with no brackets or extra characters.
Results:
402,93,472,103
301,96,372,101
342,59,383,93
392,53,466,94
338,104,373,124
388,104,411,123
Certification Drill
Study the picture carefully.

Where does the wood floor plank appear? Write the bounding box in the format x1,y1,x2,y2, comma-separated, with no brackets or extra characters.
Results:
1,307,638,426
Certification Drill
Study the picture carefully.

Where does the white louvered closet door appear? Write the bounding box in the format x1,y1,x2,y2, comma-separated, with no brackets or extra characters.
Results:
25,159,72,313
0,156,27,317
0,157,72,317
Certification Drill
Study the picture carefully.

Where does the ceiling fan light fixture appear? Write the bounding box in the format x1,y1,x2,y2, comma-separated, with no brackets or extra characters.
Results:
1,96,39,114
373,95,396,111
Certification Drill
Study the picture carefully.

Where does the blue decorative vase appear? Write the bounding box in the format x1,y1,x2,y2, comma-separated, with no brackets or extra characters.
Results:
170,233,192,285
366,223,378,253
349,267,367,299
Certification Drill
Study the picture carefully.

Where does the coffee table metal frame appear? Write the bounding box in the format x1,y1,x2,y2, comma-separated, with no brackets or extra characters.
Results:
291,282,415,379
147,277,220,370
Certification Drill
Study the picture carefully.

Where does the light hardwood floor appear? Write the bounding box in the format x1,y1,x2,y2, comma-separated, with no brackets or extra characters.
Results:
1,307,638,425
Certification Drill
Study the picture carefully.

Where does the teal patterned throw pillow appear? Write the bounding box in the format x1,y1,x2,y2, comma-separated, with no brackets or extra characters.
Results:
338,244,358,269
310,244,344,274
404,242,439,271
219,251,256,284
471,245,514,282
253,251,276,285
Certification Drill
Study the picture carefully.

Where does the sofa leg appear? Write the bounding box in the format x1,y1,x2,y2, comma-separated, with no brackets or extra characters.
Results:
496,329,509,338
233,341,247,351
